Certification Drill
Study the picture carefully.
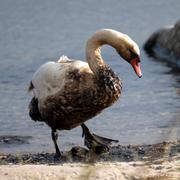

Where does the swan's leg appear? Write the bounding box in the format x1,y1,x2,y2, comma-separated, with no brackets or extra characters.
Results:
81,123,118,154
51,129,61,159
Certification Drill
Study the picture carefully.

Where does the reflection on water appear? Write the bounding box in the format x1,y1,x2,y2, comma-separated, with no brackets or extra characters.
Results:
0,0,179,153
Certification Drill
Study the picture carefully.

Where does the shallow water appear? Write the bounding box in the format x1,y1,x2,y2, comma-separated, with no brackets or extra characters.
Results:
0,0,180,153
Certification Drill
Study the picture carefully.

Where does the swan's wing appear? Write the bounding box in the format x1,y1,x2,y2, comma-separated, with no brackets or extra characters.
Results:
30,59,90,100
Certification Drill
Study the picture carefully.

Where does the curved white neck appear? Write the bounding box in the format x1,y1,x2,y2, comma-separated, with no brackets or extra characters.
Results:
86,29,128,74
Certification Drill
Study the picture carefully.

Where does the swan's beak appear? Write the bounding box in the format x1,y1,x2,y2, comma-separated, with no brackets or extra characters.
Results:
130,58,142,78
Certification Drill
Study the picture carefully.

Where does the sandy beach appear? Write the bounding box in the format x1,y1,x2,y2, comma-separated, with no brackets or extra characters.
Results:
0,141,179,179
0,159,179,180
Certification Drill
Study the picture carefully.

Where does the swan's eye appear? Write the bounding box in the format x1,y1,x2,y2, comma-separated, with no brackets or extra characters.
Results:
129,49,139,60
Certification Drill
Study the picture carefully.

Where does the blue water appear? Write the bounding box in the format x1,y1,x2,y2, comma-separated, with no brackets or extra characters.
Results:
0,0,180,153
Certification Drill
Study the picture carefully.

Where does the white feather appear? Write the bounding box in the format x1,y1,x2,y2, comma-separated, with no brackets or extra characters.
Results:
32,62,67,99
57,55,71,63
31,60,89,103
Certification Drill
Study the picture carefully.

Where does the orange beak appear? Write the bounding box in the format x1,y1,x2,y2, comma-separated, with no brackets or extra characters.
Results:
130,58,142,78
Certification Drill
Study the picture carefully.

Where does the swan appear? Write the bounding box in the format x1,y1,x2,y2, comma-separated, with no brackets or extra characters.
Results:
28,29,142,158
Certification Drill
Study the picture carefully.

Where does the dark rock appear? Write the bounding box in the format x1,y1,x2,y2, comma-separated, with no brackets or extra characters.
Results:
71,146,89,159
0,136,32,145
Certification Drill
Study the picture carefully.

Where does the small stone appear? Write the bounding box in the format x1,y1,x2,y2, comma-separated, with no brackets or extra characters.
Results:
0,155,7,160
155,165,163,170
138,147,145,154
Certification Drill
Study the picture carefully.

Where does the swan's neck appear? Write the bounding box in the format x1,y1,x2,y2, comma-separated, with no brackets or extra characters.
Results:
86,29,126,74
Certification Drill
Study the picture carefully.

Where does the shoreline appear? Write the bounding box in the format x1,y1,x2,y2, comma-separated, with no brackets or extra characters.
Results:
0,140,179,165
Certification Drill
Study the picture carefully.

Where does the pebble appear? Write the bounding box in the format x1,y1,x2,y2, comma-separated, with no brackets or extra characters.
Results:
0,141,179,165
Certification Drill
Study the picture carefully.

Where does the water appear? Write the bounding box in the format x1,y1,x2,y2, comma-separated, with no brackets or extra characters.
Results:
0,0,180,153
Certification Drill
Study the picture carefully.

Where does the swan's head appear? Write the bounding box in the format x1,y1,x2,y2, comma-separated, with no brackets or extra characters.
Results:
116,34,142,78
86,29,142,77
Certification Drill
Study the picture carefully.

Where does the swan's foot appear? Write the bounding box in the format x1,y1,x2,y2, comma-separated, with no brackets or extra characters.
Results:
81,123,118,154
53,152,61,160
51,129,62,160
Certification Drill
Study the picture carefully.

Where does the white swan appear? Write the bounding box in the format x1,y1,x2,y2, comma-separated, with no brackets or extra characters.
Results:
29,29,142,158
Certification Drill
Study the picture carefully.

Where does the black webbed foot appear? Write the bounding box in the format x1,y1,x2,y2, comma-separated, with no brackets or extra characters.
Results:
53,152,62,161
81,123,118,154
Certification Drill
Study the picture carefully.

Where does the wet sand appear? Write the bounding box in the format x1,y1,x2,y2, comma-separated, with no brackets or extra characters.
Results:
0,141,179,179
